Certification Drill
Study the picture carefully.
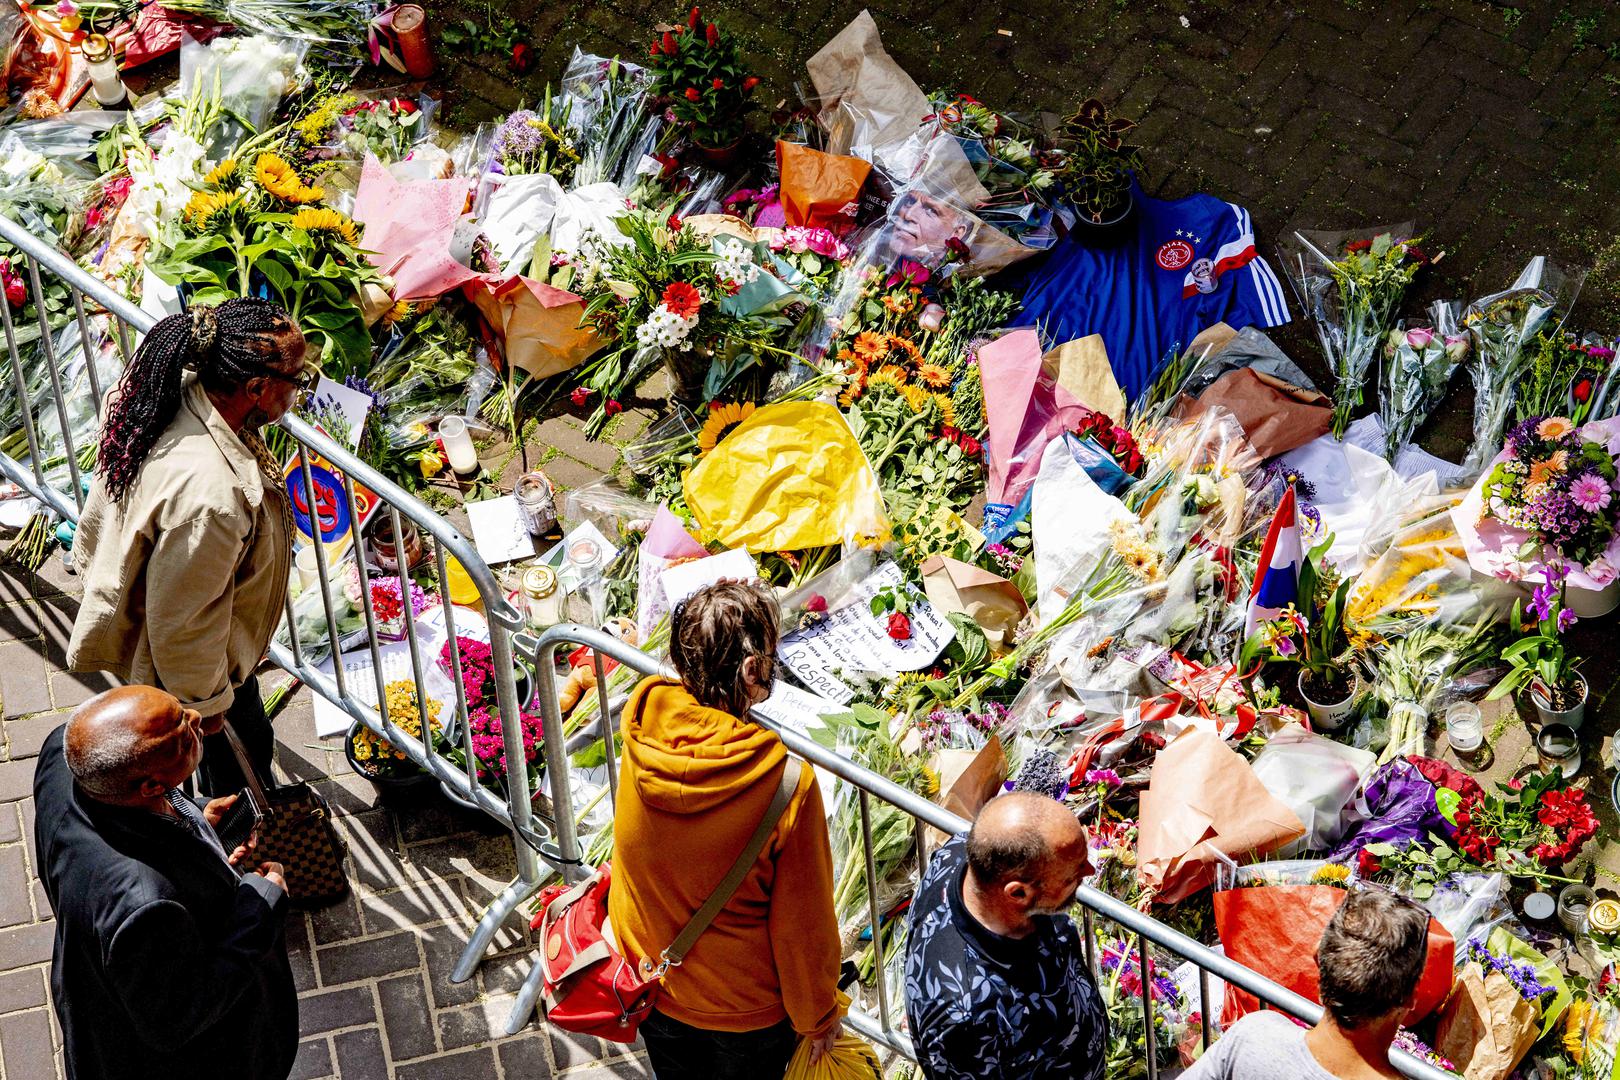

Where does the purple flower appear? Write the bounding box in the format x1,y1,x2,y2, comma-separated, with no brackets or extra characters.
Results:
1085,768,1122,788
1570,473,1612,513
1558,608,1578,632
1527,580,1558,623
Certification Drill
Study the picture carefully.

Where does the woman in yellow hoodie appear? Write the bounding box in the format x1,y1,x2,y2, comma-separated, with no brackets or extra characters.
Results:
609,581,841,1079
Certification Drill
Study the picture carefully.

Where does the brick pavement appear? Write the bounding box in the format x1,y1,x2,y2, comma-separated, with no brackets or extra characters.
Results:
0,557,654,1080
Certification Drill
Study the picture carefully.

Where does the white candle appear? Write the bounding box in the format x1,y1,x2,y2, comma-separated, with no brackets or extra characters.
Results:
438,416,479,474
81,36,127,107
295,545,320,589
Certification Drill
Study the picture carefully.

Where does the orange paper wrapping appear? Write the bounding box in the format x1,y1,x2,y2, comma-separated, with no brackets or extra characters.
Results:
775,142,871,230
462,276,601,380
1135,730,1305,905
1213,884,1455,1027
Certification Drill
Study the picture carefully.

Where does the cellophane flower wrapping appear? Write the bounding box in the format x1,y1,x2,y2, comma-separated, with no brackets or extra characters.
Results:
1461,256,1585,472
1282,225,1425,439
1326,757,1453,861
1379,300,1469,461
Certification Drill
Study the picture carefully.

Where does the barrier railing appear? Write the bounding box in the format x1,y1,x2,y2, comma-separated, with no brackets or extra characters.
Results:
0,213,543,990
513,625,1454,1080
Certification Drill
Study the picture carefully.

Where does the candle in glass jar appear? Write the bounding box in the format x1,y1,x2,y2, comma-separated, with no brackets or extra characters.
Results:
438,416,479,474
81,35,127,107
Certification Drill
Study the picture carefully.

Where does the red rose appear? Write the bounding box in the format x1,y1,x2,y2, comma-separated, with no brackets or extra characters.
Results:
1575,378,1593,402
396,99,417,114
4,280,23,308
1355,849,1381,878
570,386,591,407
805,594,827,613
945,236,970,260
705,22,718,46
742,76,760,91
689,6,700,28
684,86,701,101
649,42,662,56
887,613,912,641
508,42,534,74
662,31,677,53
605,400,624,417
712,77,723,90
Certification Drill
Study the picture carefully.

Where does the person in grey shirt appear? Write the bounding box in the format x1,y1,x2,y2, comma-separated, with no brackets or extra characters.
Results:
1184,887,1429,1080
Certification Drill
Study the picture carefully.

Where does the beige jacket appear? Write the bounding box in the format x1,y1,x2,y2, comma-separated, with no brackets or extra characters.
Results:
67,378,291,716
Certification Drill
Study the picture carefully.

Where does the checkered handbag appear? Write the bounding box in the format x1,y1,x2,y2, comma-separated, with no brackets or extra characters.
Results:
223,723,351,909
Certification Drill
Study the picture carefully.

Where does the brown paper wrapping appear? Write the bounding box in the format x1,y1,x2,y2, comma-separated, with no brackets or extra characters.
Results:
1175,367,1331,460
1135,729,1306,905
919,555,1027,653
1043,336,1125,423
925,739,1007,850
463,277,601,380
1435,964,1539,1080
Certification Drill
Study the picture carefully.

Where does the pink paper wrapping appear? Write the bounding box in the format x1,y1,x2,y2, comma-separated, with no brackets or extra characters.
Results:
980,329,1091,507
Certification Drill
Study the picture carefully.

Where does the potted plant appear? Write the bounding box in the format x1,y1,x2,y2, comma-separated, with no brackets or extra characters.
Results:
436,635,542,810
645,7,761,165
1486,568,1586,728
1240,536,1360,729
1053,98,1143,229
345,678,443,802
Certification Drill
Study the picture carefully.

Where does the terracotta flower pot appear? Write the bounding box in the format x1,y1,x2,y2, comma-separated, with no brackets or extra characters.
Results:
693,138,742,168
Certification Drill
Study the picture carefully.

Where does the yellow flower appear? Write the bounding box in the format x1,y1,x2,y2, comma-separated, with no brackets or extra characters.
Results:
381,300,414,328
255,152,324,204
915,362,951,388
1309,864,1352,888
203,158,240,190
1537,417,1574,440
868,364,909,391
182,190,243,232
418,447,445,479
292,207,360,246
1564,998,1589,1063
932,393,957,426
900,384,932,414
698,401,756,454
881,293,914,315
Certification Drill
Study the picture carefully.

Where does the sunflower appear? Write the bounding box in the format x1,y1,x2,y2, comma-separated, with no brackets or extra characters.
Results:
915,361,951,388
255,152,324,204
292,207,360,246
852,331,889,364
381,299,415,328
900,384,932,414
698,401,756,454
182,190,243,232
1308,864,1351,888
1564,999,1589,1063
931,393,957,426
203,158,241,190
867,364,909,391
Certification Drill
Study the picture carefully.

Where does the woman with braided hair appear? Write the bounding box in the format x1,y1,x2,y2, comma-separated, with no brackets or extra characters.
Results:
68,298,314,796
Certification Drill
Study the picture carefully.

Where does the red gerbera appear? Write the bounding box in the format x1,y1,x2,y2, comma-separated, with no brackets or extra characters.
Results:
662,281,703,318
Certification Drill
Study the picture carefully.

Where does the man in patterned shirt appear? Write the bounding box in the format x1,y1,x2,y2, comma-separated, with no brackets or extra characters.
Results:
904,792,1107,1079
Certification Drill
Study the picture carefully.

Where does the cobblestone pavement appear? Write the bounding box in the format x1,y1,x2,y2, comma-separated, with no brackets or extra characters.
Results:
0,550,657,1079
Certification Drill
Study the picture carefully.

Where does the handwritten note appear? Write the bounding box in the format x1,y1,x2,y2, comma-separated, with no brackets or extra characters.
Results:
777,561,954,704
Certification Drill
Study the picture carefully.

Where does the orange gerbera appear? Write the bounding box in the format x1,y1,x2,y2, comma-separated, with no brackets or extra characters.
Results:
1537,417,1574,439
889,334,922,361
853,331,889,363
1528,450,1569,488
915,361,951,388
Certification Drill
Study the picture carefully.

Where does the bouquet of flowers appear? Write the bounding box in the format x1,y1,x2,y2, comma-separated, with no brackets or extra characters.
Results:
1449,769,1597,874
1365,618,1494,764
1285,227,1433,439
1437,934,1564,1080
1461,256,1583,472
923,93,1059,211
1379,300,1469,461
1479,415,1619,573
331,95,431,166
1096,934,1193,1078
351,679,442,777
491,86,580,182
1514,331,1616,428
644,7,760,151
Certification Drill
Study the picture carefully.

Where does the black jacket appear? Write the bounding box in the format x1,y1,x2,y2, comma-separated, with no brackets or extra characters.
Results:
33,725,298,1080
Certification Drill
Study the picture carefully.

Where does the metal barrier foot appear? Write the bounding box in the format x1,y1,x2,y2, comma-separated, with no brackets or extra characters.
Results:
505,958,548,1035
452,874,542,983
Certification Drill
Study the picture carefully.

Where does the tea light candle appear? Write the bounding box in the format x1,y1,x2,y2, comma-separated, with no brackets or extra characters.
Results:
295,545,320,589
81,35,127,107
438,416,479,474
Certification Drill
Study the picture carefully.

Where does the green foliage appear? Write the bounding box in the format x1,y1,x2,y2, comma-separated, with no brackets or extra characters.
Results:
1052,98,1143,224
644,10,760,148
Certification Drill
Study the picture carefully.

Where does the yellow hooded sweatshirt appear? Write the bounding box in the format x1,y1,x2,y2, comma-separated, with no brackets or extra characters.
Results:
607,676,841,1038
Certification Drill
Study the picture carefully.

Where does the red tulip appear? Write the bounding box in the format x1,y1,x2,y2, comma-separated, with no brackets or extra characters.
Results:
662,31,677,53
684,86,701,101
742,76,760,92
689,6,700,28
605,399,624,417
711,77,723,89
508,42,533,74
570,387,592,407
1576,378,1594,402
705,22,718,46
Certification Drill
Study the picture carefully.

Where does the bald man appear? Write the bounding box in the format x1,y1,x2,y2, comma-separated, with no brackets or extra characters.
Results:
33,686,297,1080
903,791,1108,1080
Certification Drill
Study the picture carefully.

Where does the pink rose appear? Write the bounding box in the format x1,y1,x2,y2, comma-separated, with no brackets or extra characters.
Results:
1403,327,1435,349
919,303,946,333
1584,557,1617,587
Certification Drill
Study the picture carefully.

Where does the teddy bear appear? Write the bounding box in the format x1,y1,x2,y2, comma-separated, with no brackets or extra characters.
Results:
557,617,639,716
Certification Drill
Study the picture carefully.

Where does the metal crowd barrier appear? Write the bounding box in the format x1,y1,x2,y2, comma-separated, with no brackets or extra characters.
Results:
0,213,542,991
515,625,1453,1080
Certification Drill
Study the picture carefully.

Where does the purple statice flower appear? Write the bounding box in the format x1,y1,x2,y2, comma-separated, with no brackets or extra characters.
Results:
1505,415,1547,459
1570,472,1612,513
1151,974,1181,1007
496,110,544,167
1462,940,1554,1003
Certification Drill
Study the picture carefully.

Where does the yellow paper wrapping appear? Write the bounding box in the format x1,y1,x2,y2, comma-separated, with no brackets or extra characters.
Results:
683,401,890,553
784,992,882,1080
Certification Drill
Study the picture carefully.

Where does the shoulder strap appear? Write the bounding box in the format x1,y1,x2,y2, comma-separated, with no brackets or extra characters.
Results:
660,759,804,968
220,719,273,812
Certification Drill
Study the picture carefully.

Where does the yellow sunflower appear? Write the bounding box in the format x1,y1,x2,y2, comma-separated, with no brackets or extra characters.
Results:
255,152,324,204
1309,864,1351,888
867,364,909,391
203,157,241,190
182,190,243,232
698,401,756,454
932,393,957,426
1564,998,1589,1063
381,300,415,328
915,361,951,388
292,207,360,246
899,384,933,414
852,331,889,364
